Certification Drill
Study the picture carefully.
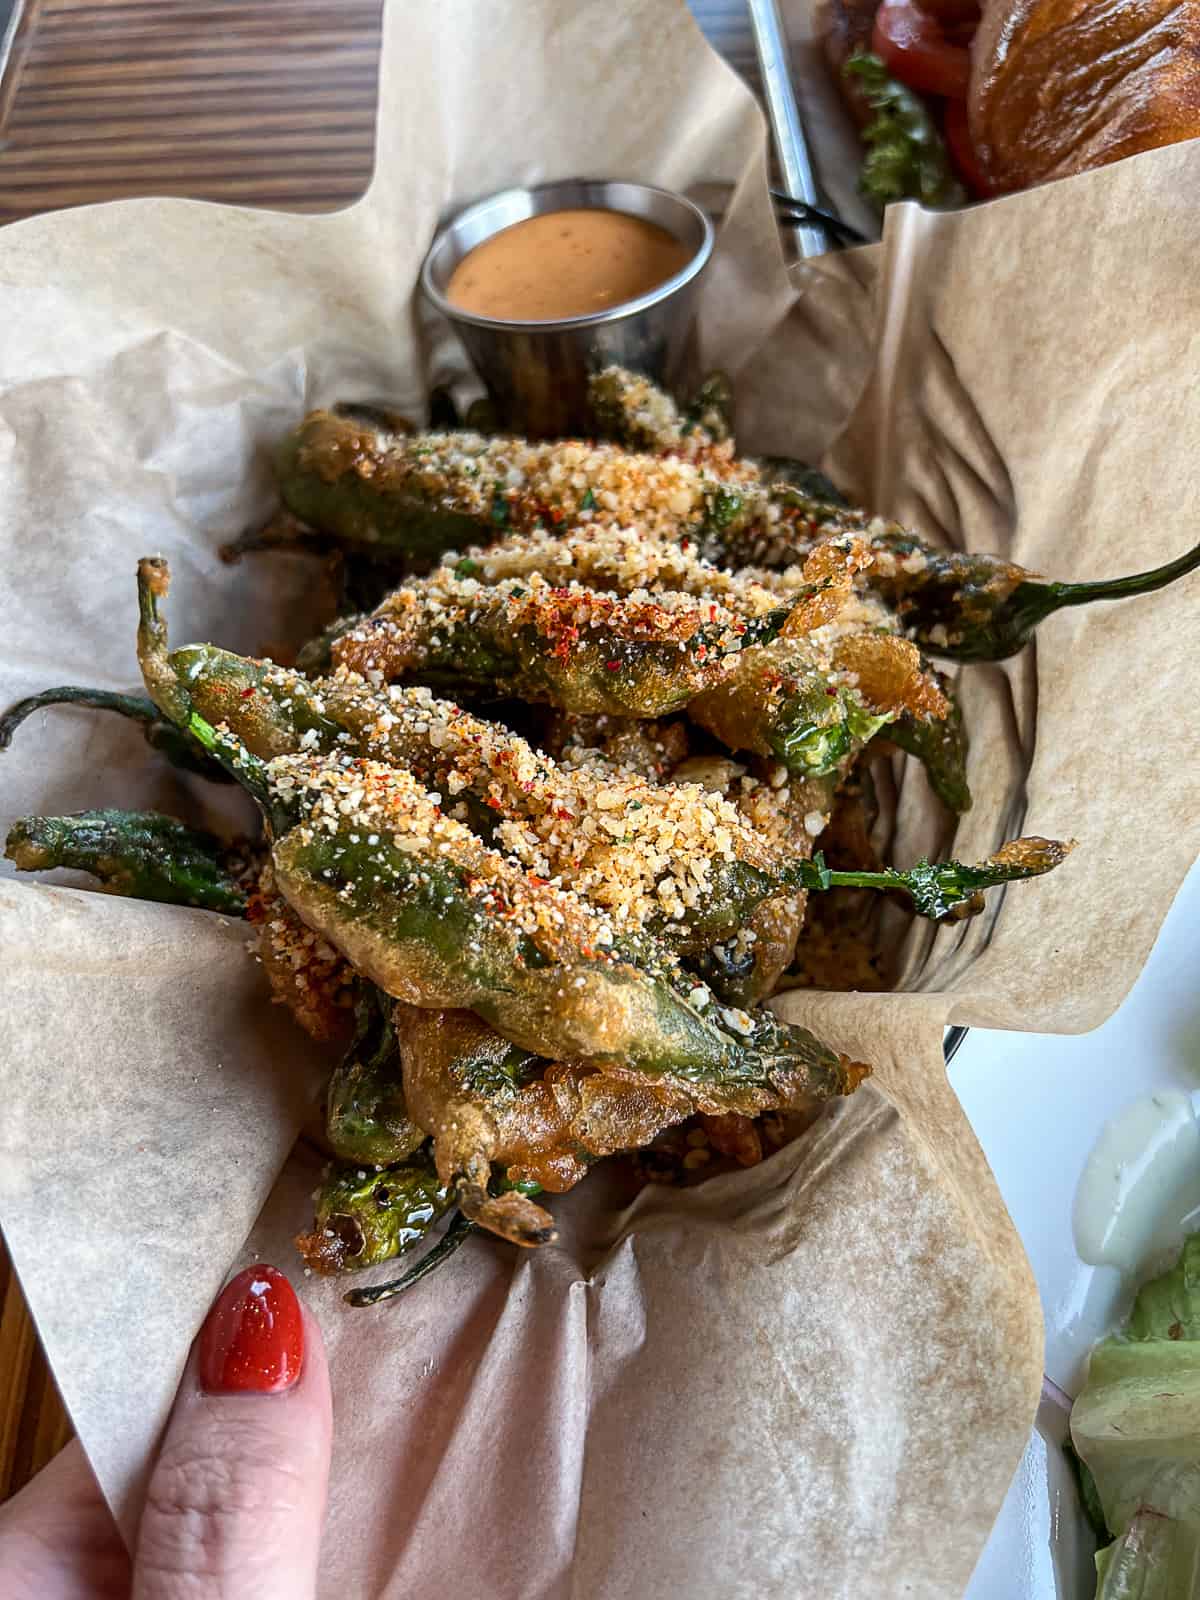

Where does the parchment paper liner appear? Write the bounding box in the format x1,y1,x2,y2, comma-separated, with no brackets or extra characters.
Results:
1,4,1197,1594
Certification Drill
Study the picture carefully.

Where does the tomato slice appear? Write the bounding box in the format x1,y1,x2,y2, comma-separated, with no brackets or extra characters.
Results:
943,96,992,198
870,0,971,100
916,0,981,25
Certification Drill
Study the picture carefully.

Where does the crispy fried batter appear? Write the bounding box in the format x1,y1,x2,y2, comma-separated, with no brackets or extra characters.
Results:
246,863,355,1043
701,1113,764,1167
392,1004,865,1222
831,634,949,720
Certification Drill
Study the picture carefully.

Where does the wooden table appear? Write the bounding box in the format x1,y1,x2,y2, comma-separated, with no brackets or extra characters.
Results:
0,0,383,226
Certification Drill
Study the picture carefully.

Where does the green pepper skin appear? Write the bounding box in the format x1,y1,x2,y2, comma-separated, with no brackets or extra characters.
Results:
707,499,1200,664
690,641,893,778
0,686,231,783
275,407,488,557
296,1153,451,1274
5,809,248,914
887,689,972,814
167,646,345,760
772,691,890,777
336,594,794,718
326,987,426,1165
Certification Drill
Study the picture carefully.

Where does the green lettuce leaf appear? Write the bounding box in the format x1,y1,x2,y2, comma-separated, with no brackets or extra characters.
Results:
843,53,966,212
1072,1235,1200,1597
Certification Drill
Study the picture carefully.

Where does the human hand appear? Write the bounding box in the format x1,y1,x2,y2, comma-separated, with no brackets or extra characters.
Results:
0,1263,331,1599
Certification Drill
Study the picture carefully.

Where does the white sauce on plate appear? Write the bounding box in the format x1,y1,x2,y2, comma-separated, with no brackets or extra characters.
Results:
1072,1090,1200,1274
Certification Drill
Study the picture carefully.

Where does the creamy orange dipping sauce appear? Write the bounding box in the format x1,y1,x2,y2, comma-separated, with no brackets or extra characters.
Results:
446,208,691,322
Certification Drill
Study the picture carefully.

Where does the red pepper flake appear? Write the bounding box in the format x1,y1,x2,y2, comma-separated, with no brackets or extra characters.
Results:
605,660,621,672
240,686,256,699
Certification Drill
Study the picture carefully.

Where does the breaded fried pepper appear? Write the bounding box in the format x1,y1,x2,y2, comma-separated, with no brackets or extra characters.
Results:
330,569,794,717
689,631,945,778
709,495,1200,661
265,750,822,1085
325,985,426,1165
5,809,250,914
274,402,761,556
296,1151,451,1274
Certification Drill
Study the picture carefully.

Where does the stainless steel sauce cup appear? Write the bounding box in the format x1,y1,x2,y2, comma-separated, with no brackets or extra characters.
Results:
420,178,714,439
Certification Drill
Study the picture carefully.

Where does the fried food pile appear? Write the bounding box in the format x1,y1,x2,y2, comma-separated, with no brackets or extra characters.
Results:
11,365,1193,1306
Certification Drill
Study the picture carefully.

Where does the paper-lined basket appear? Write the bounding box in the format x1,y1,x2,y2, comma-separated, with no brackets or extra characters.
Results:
0,2,1197,1595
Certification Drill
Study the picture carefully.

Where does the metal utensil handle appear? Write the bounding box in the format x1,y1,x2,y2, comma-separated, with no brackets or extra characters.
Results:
746,0,826,259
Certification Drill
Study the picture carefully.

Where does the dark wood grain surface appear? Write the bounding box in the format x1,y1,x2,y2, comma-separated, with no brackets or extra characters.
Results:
0,0,384,225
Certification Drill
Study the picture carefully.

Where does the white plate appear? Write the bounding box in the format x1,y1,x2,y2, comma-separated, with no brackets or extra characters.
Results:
955,860,1200,1598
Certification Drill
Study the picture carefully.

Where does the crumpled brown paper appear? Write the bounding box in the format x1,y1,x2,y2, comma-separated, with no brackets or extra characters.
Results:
0,2,1197,1595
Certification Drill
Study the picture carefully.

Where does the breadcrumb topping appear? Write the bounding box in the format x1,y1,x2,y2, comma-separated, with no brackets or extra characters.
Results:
285,680,787,936
301,411,760,544
246,861,355,1040
266,750,630,963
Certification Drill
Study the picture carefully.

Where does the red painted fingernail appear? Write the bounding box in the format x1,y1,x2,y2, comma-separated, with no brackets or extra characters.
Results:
199,1264,304,1395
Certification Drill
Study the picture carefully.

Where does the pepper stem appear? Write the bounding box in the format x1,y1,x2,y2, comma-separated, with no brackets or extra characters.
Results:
344,1212,476,1308
135,558,282,823
1046,536,1200,612
785,836,1074,920
1008,537,1200,649
0,687,158,751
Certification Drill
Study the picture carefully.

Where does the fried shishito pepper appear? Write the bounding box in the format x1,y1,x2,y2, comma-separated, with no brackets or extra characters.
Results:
5,809,249,914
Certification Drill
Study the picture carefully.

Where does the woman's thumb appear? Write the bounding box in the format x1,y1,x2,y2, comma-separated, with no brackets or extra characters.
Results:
133,1263,332,1600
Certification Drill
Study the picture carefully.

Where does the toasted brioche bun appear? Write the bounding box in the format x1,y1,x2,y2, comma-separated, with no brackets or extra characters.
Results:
970,0,1200,190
